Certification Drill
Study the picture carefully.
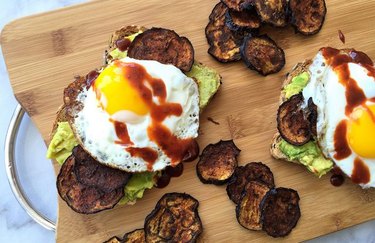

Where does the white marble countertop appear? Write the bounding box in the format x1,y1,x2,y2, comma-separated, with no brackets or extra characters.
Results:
1,0,375,242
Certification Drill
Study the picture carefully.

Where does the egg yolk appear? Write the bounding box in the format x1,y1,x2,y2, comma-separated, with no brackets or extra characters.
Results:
93,65,149,116
347,104,375,158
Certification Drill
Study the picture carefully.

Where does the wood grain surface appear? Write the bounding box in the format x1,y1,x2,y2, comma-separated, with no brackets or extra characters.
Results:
2,0,375,242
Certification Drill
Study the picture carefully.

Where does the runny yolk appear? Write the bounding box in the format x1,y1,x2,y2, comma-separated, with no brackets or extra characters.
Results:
93,65,149,116
347,104,375,158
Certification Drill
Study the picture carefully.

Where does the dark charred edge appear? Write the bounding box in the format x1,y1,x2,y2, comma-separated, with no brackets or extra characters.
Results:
260,187,301,238
209,2,228,21
220,0,254,12
56,155,124,214
276,93,311,145
128,27,195,72
240,34,285,76
144,192,203,243
235,181,270,231
121,228,145,243
225,9,261,32
288,0,327,36
103,236,122,243
307,97,318,138
196,140,240,185
226,162,275,204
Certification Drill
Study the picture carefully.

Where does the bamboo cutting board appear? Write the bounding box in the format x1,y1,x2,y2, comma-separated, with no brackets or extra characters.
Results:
2,0,375,242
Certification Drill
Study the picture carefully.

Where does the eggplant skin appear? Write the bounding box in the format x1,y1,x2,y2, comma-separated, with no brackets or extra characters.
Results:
226,162,275,204
144,193,203,243
56,154,124,214
128,27,194,72
236,181,270,231
122,228,145,243
260,187,301,238
288,0,327,35
220,0,253,12
196,140,241,185
205,2,244,63
225,9,261,32
103,236,122,243
240,34,285,76
277,93,311,146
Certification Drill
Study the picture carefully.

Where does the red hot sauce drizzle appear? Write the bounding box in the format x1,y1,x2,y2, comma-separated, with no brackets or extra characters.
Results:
321,48,375,162
110,61,196,171
112,120,133,146
333,120,352,160
351,157,370,184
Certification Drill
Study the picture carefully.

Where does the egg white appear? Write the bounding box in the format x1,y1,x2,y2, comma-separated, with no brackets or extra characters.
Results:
73,57,200,172
303,51,375,187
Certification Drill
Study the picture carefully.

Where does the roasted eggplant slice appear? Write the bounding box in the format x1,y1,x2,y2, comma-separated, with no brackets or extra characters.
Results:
236,181,270,231
57,155,124,214
226,162,274,204
253,0,288,27
73,146,131,192
307,97,318,137
225,9,261,32
241,35,285,76
277,93,311,145
289,0,327,35
128,28,194,72
206,3,244,62
196,140,240,185
261,187,301,237
144,193,203,243
122,229,146,243
103,236,122,243
221,0,253,12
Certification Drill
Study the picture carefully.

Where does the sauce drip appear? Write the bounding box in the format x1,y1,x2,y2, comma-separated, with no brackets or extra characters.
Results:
126,147,158,171
338,30,345,44
351,157,370,184
330,166,345,187
112,120,133,145
86,70,99,88
110,61,195,170
116,39,131,52
333,120,351,160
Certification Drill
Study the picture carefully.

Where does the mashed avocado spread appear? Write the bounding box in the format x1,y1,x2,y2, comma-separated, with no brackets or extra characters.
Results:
279,139,333,177
283,72,309,99
47,122,156,204
109,32,141,59
46,122,78,165
279,72,333,176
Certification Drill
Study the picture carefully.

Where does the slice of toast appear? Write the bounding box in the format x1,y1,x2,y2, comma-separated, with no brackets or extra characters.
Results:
270,60,312,163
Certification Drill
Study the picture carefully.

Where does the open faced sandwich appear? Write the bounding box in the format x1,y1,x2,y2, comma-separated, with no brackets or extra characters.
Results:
271,47,375,188
46,26,222,214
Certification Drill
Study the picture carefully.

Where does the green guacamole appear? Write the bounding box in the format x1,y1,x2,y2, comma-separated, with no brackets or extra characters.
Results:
185,62,221,110
46,122,156,204
118,172,156,205
109,32,142,59
279,139,333,177
283,72,309,99
46,122,78,165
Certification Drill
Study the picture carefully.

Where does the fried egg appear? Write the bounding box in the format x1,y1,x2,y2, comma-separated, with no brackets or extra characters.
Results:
302,48,375,188
73,57,199,172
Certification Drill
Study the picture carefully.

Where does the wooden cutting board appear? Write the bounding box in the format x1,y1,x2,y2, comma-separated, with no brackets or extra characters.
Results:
2,0,375,242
